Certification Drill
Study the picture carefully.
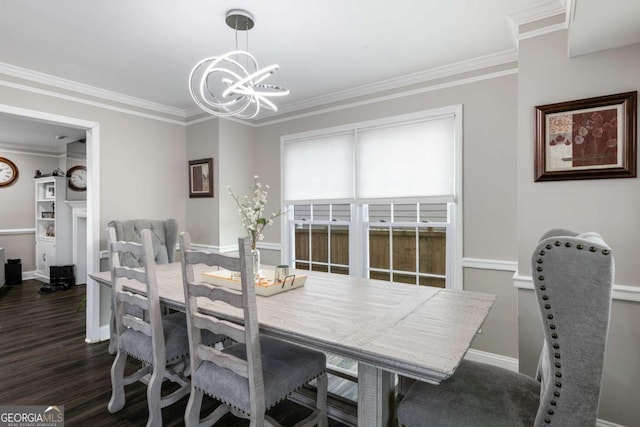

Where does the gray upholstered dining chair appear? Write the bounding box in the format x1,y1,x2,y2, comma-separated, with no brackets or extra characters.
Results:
108,218,178,354
397,229,614,427
180,232,329,426
107,218,179,267
107,227,191,427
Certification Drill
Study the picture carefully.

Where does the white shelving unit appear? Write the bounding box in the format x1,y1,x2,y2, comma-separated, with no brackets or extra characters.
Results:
34,176,72,281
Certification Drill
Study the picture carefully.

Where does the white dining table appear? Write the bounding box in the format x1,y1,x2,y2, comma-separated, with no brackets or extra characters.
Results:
90,263,495,426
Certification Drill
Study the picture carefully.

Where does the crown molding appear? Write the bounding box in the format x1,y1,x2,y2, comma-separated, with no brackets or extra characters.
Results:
0,78,186,126
0,62,187,118
507,0,567,48
255,68,517,127
2,48,520,127
261,49,519,120
518,23,568,41
507,0,566,27
0,141,65,157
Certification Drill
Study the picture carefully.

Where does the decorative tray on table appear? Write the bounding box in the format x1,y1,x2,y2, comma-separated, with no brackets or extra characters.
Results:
201,269,307,296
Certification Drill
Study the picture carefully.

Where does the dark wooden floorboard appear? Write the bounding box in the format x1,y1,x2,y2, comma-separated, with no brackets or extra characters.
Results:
0,280,348,426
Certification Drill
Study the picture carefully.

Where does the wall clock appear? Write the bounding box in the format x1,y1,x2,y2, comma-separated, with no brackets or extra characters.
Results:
0,156,19,187
67,165,87,191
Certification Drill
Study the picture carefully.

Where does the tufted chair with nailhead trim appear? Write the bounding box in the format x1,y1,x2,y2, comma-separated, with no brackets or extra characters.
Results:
107,219,179,267
397,229,614,427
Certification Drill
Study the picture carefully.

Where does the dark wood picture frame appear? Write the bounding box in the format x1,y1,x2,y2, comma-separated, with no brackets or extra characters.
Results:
534,91,637,181
189,158,214,198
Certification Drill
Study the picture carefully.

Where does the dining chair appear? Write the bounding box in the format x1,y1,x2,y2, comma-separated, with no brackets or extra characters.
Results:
107,227,192,427
397,229,614,427
107,218,178,354
180,232,329,426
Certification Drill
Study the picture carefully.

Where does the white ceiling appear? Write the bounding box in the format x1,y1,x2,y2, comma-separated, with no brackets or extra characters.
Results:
0,0,638,147
0,0,544,112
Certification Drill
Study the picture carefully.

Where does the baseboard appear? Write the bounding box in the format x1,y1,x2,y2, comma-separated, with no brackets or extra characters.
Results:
597,419,627,427
464,349,625,427
464,348,519,372
98,324,110,342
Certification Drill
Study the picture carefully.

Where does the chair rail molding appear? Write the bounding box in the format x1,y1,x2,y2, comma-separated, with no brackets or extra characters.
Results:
462,257,518,272
0,228,35,236
513,273,640,303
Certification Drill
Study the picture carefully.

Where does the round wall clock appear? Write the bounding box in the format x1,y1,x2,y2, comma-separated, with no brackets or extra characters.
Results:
67,165,87,191
0,156,19,187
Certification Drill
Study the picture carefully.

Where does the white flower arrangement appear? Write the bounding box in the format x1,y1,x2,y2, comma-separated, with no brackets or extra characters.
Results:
227,175,284,248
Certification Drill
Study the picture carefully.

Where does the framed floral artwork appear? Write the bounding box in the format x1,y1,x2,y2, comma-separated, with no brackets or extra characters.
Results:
189,158,214,198
534,91,637,181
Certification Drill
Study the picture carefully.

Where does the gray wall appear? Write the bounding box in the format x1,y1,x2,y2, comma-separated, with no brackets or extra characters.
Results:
0,84,188,248
218,119,256,248
252,72,520,358
516,31,640,426
186,118,219,245
0,78,188,328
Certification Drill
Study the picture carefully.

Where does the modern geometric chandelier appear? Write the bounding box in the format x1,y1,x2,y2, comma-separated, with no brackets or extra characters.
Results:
189,9,289,119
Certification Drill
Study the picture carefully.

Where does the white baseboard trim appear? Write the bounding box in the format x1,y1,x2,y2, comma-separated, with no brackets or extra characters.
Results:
514,273,640,303
22,270,36,280
464,348,519,372
99,324,111,342
597,419,628,427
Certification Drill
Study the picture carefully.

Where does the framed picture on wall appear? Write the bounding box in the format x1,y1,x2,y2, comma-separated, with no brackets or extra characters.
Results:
44,183,55,199
189,158,214,198
534,91,637,181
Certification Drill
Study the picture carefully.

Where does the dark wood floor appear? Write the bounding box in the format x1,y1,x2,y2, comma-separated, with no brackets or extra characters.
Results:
0,280,348,426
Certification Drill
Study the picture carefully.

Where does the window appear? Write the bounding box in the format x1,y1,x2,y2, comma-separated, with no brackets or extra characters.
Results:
292,203,351,275
366,203,449,288
281,106,462,289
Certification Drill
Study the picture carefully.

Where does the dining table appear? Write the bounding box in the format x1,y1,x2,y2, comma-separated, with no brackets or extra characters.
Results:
90,263,495,427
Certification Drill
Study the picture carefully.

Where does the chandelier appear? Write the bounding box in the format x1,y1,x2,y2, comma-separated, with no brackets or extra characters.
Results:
189,10,289,119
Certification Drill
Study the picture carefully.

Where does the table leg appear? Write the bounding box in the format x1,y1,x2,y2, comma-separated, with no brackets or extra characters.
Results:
357,362,395,427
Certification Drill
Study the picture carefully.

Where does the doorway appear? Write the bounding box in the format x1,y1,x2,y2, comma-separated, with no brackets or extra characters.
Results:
0,104,101,342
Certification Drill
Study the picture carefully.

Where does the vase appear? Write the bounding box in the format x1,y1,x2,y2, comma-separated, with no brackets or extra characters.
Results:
251,247,261,280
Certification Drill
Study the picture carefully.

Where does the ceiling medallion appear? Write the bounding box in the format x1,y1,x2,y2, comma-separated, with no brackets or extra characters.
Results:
189,9,289,119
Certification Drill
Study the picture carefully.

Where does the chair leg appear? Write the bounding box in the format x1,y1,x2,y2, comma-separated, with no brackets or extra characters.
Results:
107,350,127,413
108,312,117,355
184,387,204,427
316,372,328,427
146,365,165,427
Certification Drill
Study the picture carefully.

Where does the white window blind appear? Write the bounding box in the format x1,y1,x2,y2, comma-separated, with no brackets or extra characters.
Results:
283,133,353,202
283,111,456,203
356,117,455,200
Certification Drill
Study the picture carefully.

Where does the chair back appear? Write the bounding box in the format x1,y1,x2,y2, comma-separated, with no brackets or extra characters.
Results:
532,229,614,426
108,219,178,267
179,233,265,416
109,227,166,366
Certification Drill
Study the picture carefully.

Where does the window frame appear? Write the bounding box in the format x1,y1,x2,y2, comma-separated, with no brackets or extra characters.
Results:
280,105,463,289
